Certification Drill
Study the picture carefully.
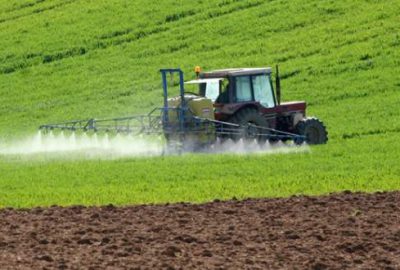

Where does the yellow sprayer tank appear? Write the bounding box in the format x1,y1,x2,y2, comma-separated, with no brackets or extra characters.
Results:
166,94,215,146
167,95,215,121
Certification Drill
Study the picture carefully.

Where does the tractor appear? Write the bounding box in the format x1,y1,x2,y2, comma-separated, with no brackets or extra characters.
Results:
39,66,328,152
175,66,327,145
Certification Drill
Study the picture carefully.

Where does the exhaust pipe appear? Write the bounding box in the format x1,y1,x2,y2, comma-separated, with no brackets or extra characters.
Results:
275,65,281,105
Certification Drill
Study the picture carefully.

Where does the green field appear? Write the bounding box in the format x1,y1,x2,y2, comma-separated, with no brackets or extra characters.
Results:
0,0,399,207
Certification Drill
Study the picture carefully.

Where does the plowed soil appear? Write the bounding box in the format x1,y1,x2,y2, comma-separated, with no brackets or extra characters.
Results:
0,192,399,270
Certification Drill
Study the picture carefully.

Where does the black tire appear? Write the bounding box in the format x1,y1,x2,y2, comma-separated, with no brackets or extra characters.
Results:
268,136,280,145
228,108,269,143
295,117,328,145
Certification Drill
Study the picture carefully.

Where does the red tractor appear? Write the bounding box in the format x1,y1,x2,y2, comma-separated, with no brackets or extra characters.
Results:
184,66,328,145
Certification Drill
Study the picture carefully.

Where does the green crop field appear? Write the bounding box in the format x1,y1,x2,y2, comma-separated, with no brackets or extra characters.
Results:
0,0,399,208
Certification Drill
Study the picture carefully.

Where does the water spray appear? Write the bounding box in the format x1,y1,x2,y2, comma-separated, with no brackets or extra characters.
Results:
0,130,308,159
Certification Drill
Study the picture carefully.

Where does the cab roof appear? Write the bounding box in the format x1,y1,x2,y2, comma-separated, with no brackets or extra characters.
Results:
201,67,272,78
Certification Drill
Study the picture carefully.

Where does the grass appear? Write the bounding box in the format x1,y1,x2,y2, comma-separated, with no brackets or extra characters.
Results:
0,134,399,208
0,0,399,207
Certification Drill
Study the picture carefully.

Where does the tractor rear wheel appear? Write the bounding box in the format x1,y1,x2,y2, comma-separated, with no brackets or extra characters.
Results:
295,117,328,145
229,108,269,143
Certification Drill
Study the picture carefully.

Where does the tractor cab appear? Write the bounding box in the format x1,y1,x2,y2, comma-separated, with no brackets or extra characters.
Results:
200,68,275,104
191,68,278,122
185,68,276,106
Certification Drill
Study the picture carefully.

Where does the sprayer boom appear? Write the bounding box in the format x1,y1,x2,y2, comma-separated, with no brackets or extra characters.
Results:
39,111,305,146
39,108,163,135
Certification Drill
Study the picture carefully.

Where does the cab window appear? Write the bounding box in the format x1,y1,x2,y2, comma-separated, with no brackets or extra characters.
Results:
199,81,221,102
252,75,275,108
235,76,252,102
205,81,220,102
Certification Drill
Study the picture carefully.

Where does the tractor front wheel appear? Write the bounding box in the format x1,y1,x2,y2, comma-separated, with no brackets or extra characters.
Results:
295,117,328,145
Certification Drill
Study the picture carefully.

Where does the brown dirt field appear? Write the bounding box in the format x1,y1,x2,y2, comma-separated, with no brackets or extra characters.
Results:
0,192,399,270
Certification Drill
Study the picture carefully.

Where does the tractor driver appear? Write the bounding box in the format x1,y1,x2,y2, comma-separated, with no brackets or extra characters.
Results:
216,81,229,104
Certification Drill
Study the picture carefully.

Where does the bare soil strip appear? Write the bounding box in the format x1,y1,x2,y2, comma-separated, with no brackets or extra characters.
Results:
0,192,399,269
